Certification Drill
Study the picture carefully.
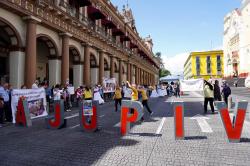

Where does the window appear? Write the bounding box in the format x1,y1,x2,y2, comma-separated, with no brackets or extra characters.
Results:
207,56,211,74
196,56,200,76
217,55,221,72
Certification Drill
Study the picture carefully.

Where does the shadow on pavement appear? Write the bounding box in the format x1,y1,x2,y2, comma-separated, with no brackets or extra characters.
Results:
184,136,208,140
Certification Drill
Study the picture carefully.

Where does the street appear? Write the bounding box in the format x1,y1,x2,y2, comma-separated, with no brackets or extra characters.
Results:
1,91,250,166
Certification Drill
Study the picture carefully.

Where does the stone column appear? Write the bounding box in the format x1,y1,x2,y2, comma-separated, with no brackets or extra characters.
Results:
9,50,25,88
49,58,61,86
119,59,123,86
127,62,131,82
84,44,91,86
130,64,133,84
99,50,104,84
135,66,138,85
110,55,114,78
24,16,41,88
60,33,71,85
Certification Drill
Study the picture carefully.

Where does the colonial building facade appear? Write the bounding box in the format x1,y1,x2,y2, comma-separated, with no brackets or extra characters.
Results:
184,50,224,80
223,0,250,78
0,0,160,88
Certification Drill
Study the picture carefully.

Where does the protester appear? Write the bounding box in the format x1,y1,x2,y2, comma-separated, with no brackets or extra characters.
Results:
53,84,61,101
175,82,180,98
203,80,215,114
93,85,104,105
214,80,222,101
84,87,92,100
32,80,39,89
0,83,12,122
138,86,153,117
63,86,71,112
0,94,4,127
75,86,84,106
222,81,231,105
21,85,27,89
150,86,159,98
123,84,132,100
113,86,122,112
126,81,139,115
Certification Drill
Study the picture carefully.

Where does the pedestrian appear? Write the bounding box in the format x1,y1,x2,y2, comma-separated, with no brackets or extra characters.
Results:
32,80,39,89
113,86,122,112
84,86,92,100
53,84,61,101
123,84,132,100
138,86,153,117
126,81,138,115
63,86,71,112
175,82,180,98
214,80,221,101
222,81,231,105
93,85,104,105
203,80,215,114
0,94,4,127
0,83,12,122
75,86,84,106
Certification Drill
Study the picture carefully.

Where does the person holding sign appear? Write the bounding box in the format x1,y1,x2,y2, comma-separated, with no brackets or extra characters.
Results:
84,87,93,100
113,86,122,112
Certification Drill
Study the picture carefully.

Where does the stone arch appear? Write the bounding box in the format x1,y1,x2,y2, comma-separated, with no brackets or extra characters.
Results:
114,61,119,73
104,58,110,71
69,45,81,63
90,53,98,68
0,17,23,48
36,34,59,58
0,17,24,87
69,45,82,87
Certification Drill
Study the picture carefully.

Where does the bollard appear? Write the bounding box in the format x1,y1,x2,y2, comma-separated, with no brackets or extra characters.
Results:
174,101,184,140
120,100,144,136
217,101,248,143
16,97,32,127
45,100,66,129
79,100,98,132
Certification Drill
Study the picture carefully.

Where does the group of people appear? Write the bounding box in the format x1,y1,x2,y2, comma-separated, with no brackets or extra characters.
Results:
203,80,231,114
149,81,181,98
0,83,12,127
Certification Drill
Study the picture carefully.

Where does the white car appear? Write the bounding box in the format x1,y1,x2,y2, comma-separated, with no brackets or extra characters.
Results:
245,76,250,88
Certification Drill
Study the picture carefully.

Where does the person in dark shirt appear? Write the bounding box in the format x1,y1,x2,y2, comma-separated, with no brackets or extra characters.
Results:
214,80,222,101
0,94,4,126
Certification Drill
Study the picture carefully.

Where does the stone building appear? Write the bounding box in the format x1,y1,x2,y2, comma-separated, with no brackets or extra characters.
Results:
0,0,160,88
223,0,250,78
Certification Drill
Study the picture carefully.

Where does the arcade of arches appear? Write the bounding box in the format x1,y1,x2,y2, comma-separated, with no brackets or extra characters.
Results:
0,6,158,88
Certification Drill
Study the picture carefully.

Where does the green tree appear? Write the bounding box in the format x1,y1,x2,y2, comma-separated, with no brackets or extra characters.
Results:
159,68,171,77
155,52,171,77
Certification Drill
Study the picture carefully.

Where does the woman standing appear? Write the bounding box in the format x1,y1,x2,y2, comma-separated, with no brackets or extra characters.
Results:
113,86,122,112
204,80,215,114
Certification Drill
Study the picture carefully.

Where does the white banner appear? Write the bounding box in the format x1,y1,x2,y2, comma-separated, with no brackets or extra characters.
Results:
180,79,204,92
11,88,48,123
103,78,116,93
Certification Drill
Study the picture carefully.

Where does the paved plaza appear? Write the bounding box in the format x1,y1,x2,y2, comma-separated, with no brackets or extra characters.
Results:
1,91,250,166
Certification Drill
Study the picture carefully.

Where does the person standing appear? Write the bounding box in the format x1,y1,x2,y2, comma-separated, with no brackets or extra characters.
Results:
0,94,4,127
113,86,122,112
126,81,138,115
213,80,221,101
0,83,12,122
204,80,215,114
138,86,153,116
175,82,181,98
222,82,231,105
84,87,92,100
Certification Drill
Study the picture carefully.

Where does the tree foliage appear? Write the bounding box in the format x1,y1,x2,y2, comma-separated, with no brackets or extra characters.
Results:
159,68,171,77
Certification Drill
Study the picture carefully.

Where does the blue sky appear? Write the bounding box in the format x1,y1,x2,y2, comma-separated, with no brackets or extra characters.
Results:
111,0,241,75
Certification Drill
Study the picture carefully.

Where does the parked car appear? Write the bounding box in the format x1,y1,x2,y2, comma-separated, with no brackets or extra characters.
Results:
245,76,250,88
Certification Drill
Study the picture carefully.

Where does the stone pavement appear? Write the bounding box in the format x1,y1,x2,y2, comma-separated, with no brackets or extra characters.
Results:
0,92,250,166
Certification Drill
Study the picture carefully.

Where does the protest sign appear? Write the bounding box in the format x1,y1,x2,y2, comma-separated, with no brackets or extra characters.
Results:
103,78,116,93
83,100,93,116
180,79,204,92
11,88,48,123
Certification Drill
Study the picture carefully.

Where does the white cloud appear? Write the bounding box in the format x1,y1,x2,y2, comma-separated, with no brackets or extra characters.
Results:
162,52,190,76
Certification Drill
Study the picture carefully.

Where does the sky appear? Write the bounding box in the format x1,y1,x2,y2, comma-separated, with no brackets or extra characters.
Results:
110,0,241,75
